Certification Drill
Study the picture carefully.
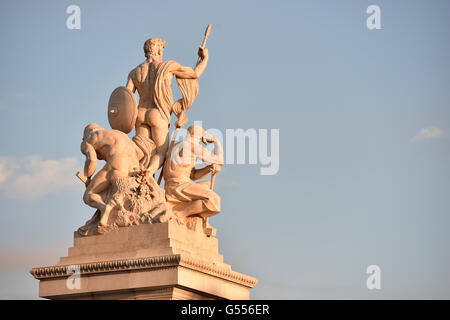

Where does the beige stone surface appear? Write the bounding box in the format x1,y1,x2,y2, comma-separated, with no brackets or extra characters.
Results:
31,221,257,300
164,125,224,221
30,26,259,300
75,26,217,237
77,124,168,236
107,86,138,134
125,25,211,176
62,220,224,265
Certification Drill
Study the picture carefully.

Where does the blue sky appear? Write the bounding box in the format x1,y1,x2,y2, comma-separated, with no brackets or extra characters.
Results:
0,0,449,299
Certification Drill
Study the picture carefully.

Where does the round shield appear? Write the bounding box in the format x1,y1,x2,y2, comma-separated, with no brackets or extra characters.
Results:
107,86,137,134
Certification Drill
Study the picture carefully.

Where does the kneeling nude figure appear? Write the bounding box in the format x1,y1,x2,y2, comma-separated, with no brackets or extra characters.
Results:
81,123,144,226
163,125,224,221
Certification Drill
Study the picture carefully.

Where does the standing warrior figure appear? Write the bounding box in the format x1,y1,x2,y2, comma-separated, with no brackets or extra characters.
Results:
126,37,209,176
163,125,223,220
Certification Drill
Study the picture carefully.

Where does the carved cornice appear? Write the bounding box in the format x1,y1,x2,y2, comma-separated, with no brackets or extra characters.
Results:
178,256,257,287
30,254,258,288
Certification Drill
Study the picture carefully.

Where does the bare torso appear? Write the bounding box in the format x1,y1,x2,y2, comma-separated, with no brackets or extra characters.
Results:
130,61,173,129
82,128,142,218
131,61,158,109
90,130,141,178
129,61,172,170
163,141,195,184
127,54,206,175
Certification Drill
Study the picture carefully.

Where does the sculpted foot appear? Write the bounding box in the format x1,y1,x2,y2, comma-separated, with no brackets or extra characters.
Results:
99,206,112,226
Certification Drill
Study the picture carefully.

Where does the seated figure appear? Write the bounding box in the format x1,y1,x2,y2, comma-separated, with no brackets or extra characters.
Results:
163,125,224,221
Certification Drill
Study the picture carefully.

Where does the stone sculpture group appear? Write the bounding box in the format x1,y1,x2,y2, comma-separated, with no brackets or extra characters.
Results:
77,25,224,236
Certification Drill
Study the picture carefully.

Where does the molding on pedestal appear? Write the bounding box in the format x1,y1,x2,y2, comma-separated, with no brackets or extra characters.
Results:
31,222,258,299
30,254,258,288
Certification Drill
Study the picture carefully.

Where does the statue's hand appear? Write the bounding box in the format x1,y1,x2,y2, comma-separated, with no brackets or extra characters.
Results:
204,133,215,143
175,111,188,128
210,163,221,175
198,47,208,60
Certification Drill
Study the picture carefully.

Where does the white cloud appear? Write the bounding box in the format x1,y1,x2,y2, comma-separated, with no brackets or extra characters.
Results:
0,155,81,199
412,126,447,142
0,157,19,186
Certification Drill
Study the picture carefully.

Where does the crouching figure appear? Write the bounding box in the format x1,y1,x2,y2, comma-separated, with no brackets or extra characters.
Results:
163,125,224,223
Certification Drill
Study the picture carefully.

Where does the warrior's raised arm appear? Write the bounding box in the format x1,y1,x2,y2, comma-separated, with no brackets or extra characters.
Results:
170,47,209,79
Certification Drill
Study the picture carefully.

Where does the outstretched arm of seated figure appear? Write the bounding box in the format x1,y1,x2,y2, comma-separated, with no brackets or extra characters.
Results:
190,166,213,181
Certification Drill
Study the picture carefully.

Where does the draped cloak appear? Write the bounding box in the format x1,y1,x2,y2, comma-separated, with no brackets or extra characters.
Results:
153,60,199,124
133,60,199,170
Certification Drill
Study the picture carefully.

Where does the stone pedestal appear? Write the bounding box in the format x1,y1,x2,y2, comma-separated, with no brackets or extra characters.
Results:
30,220,257,300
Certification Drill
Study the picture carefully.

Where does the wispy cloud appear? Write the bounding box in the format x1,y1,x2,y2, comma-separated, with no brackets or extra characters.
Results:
0,155,81,199
411,126,447,142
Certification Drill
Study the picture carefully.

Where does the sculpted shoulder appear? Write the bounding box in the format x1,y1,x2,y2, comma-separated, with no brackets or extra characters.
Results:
103,128,130,140
128,61,149,83
165,60,181,72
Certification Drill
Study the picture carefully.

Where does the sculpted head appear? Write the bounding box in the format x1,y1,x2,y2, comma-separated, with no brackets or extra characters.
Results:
83,123,102,141
187,125,206,139
143,38,166,60
187,125,214,145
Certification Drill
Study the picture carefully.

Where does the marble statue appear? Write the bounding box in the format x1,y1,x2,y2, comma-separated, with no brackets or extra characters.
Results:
163,125,223,220
76,25,222,236
80,123,142,221
125,28,210,176
32,25,259,300
77,123,168,235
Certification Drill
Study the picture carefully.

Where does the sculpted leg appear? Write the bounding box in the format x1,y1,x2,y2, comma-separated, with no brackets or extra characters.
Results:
170,182,221,219
135,122,151,140
173,200,205,218
146,124,169,175
196,186,221,218
196,180,210,188
99,200,117,226
99,168,129,226
83,167,110,213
